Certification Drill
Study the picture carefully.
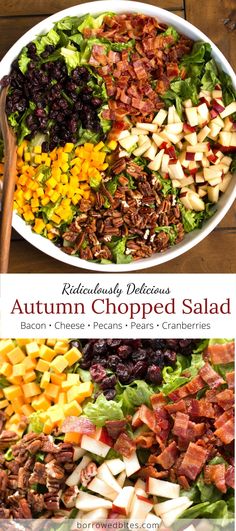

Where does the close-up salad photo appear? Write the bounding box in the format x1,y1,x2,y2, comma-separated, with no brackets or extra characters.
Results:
0,0,235,272
0,337,234,527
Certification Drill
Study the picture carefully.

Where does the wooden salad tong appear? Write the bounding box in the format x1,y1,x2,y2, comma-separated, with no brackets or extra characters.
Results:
0,86,17,273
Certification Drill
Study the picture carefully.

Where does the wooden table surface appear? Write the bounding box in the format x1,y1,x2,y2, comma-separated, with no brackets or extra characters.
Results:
1,0,235,273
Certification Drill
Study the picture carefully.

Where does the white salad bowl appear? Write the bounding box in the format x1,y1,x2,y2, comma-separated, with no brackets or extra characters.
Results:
1,0,235,271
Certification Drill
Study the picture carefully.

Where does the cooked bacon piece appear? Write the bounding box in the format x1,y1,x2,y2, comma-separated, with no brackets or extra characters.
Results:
151,393,167,408
168,375,205,402
133,59,148,79
61,417,95,435
138,466,168,480
154,408,170,447
105,420,127,439
186,421,206,440
186,399,215,418
178,442,208,480
215,418,234,444
204,464,226,493
215,389,234,411
135,433,155,448
166,62,179,79
225,465,235,489
199,363,225,389
206,342,235,364
172,412,189,438
214,409,234,429
113,432,136,458
164,400,187,414
155,441,179,469
138,405,157,432
226,372,235,389
178,475,191,490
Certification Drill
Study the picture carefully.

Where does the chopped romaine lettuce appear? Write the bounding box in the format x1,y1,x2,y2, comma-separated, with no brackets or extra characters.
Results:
116,380,154,415
4,448,14,461
83,394,124,426
163,26,179,42
108,237,132,264
155,225,178,245
180,203,216,233
28,412,44,433
18,46,31,74
77,13,114,33
60,45,82,70
201,59,219,91
182,41,212,65
34,28,60,56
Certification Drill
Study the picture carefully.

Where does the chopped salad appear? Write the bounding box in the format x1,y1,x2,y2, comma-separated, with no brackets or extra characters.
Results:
0,12,236,263
0,338,234,525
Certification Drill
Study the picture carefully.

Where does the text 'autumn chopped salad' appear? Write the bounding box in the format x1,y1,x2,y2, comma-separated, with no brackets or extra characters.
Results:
0,12,236,264
0,338,234,525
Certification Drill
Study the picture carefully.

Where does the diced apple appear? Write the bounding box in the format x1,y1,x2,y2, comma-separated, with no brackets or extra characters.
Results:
176,140,183,150
189,161,199,174
146,478,180,499
212,98,225,114
123,451,140,477
173,108,182,123
97,463,122,493
66,456,91,487
202,155,210,167
119,150,130,158
136,122,157,132
207,185,220,202
185,107,199,127
161,153,170,173
185,151,195,161
180,189,193,210
189,183,196,192
219,131,232,147
167,105,176,124
152,133,166,147
144,513,162,527
231,132,236,146
80,435,110,458
209,123,222,139
188,191,205,211
211,115,224,128
106,459,126,476
116,470,127,488
118,130,130,140
221,155,232,165
81,508,109,522
73,447,86,462
197,103,210,123
180,176,194,187
185,132,198,146
220,101,236,119
183,99,193,108
195,172,205,183
212,89,223,99
162,499,193,527
187,142,209,153
216,162,230,175
219,172,232,192
195,152,203,161
148,149,165,171
131,127,149,135
172,179,182,188
168,160,185,180
76,491,113,511
223,116,233,132
203,167,222,181
88,477,117,501
138,134,149,147
133,139,151,156
143,142,158,160
134,479,147,492
197,125,210,142
112,487,134,516
94,427,113,447
129,494,153,523
166,123,183,134
154,496,192,516
198,188,207,197
153,109,168,125
207,176,222,186
119,134,139,152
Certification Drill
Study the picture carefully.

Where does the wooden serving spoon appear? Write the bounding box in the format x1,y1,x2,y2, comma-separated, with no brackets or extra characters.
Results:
0,86,17,273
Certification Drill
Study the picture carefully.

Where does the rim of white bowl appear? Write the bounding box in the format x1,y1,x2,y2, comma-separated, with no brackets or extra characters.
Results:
1,0,235,272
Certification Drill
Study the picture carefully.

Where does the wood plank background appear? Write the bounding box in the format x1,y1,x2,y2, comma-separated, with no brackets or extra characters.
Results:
0,0,235,273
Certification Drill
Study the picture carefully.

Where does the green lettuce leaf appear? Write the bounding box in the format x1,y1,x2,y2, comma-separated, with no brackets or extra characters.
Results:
76,128,101,146
4,448,14,461
78,13,114,33
182,42,212,65
98,107,111,134
116,380,154,415
28,412,44,433
83,394,124,426
18,46,31,74
163,26,179,42
155,173,177,197
170,78,199,105
180,203,216,233
108,237,132,264
218,70,236,118
201,59,219,91
35,28,60,56
60,45,82,70
54,16,84,31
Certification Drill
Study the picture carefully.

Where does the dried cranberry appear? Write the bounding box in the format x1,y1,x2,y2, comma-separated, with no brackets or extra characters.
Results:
93,340,108,356
117,345,132,360
147,365,162,385
100,375,117,390
163,349,176,366
116,364,132,384
132,361,148,378
108,355,120,370
106,340,122,348
103,389,116,401
89,364,107,383
132,348,147,362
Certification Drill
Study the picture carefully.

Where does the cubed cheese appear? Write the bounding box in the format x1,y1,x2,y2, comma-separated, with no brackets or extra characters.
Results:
7,347,25,365
39,345,57,362
40,372,50,389
45,383,60,400
3,385,23,401
23,382,41,398
26,342,40,358
63,400,82,417
64,347,82,366
51,355,68,374
36,359,50,372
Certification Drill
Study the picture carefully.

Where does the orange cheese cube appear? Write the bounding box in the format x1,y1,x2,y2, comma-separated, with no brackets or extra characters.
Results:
23,357,37,371
67,382,93,404
26,342,40,358
51,355,68,374
15,339,31,346
67,373,80,386
48,406,64,426
3,385,23,401
7,375,22,385
12,363,25,378
5,404,14,417
0,399,9,409
36,359,50,372
54,340,70,354
11,397,25,413
64,347,82,366
46,339,57,347
45,383,60,400
0,390,3,399
50,373,66,386
32,395,51,411
64,432,82,445
23,370,36,383
23,382,41,398
39,345,57,362
0,362,12,377
7,346,25,365
63,401,82,417
40,372,50,389
21,404,34,416
0,339,15,358
43,419,53,435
